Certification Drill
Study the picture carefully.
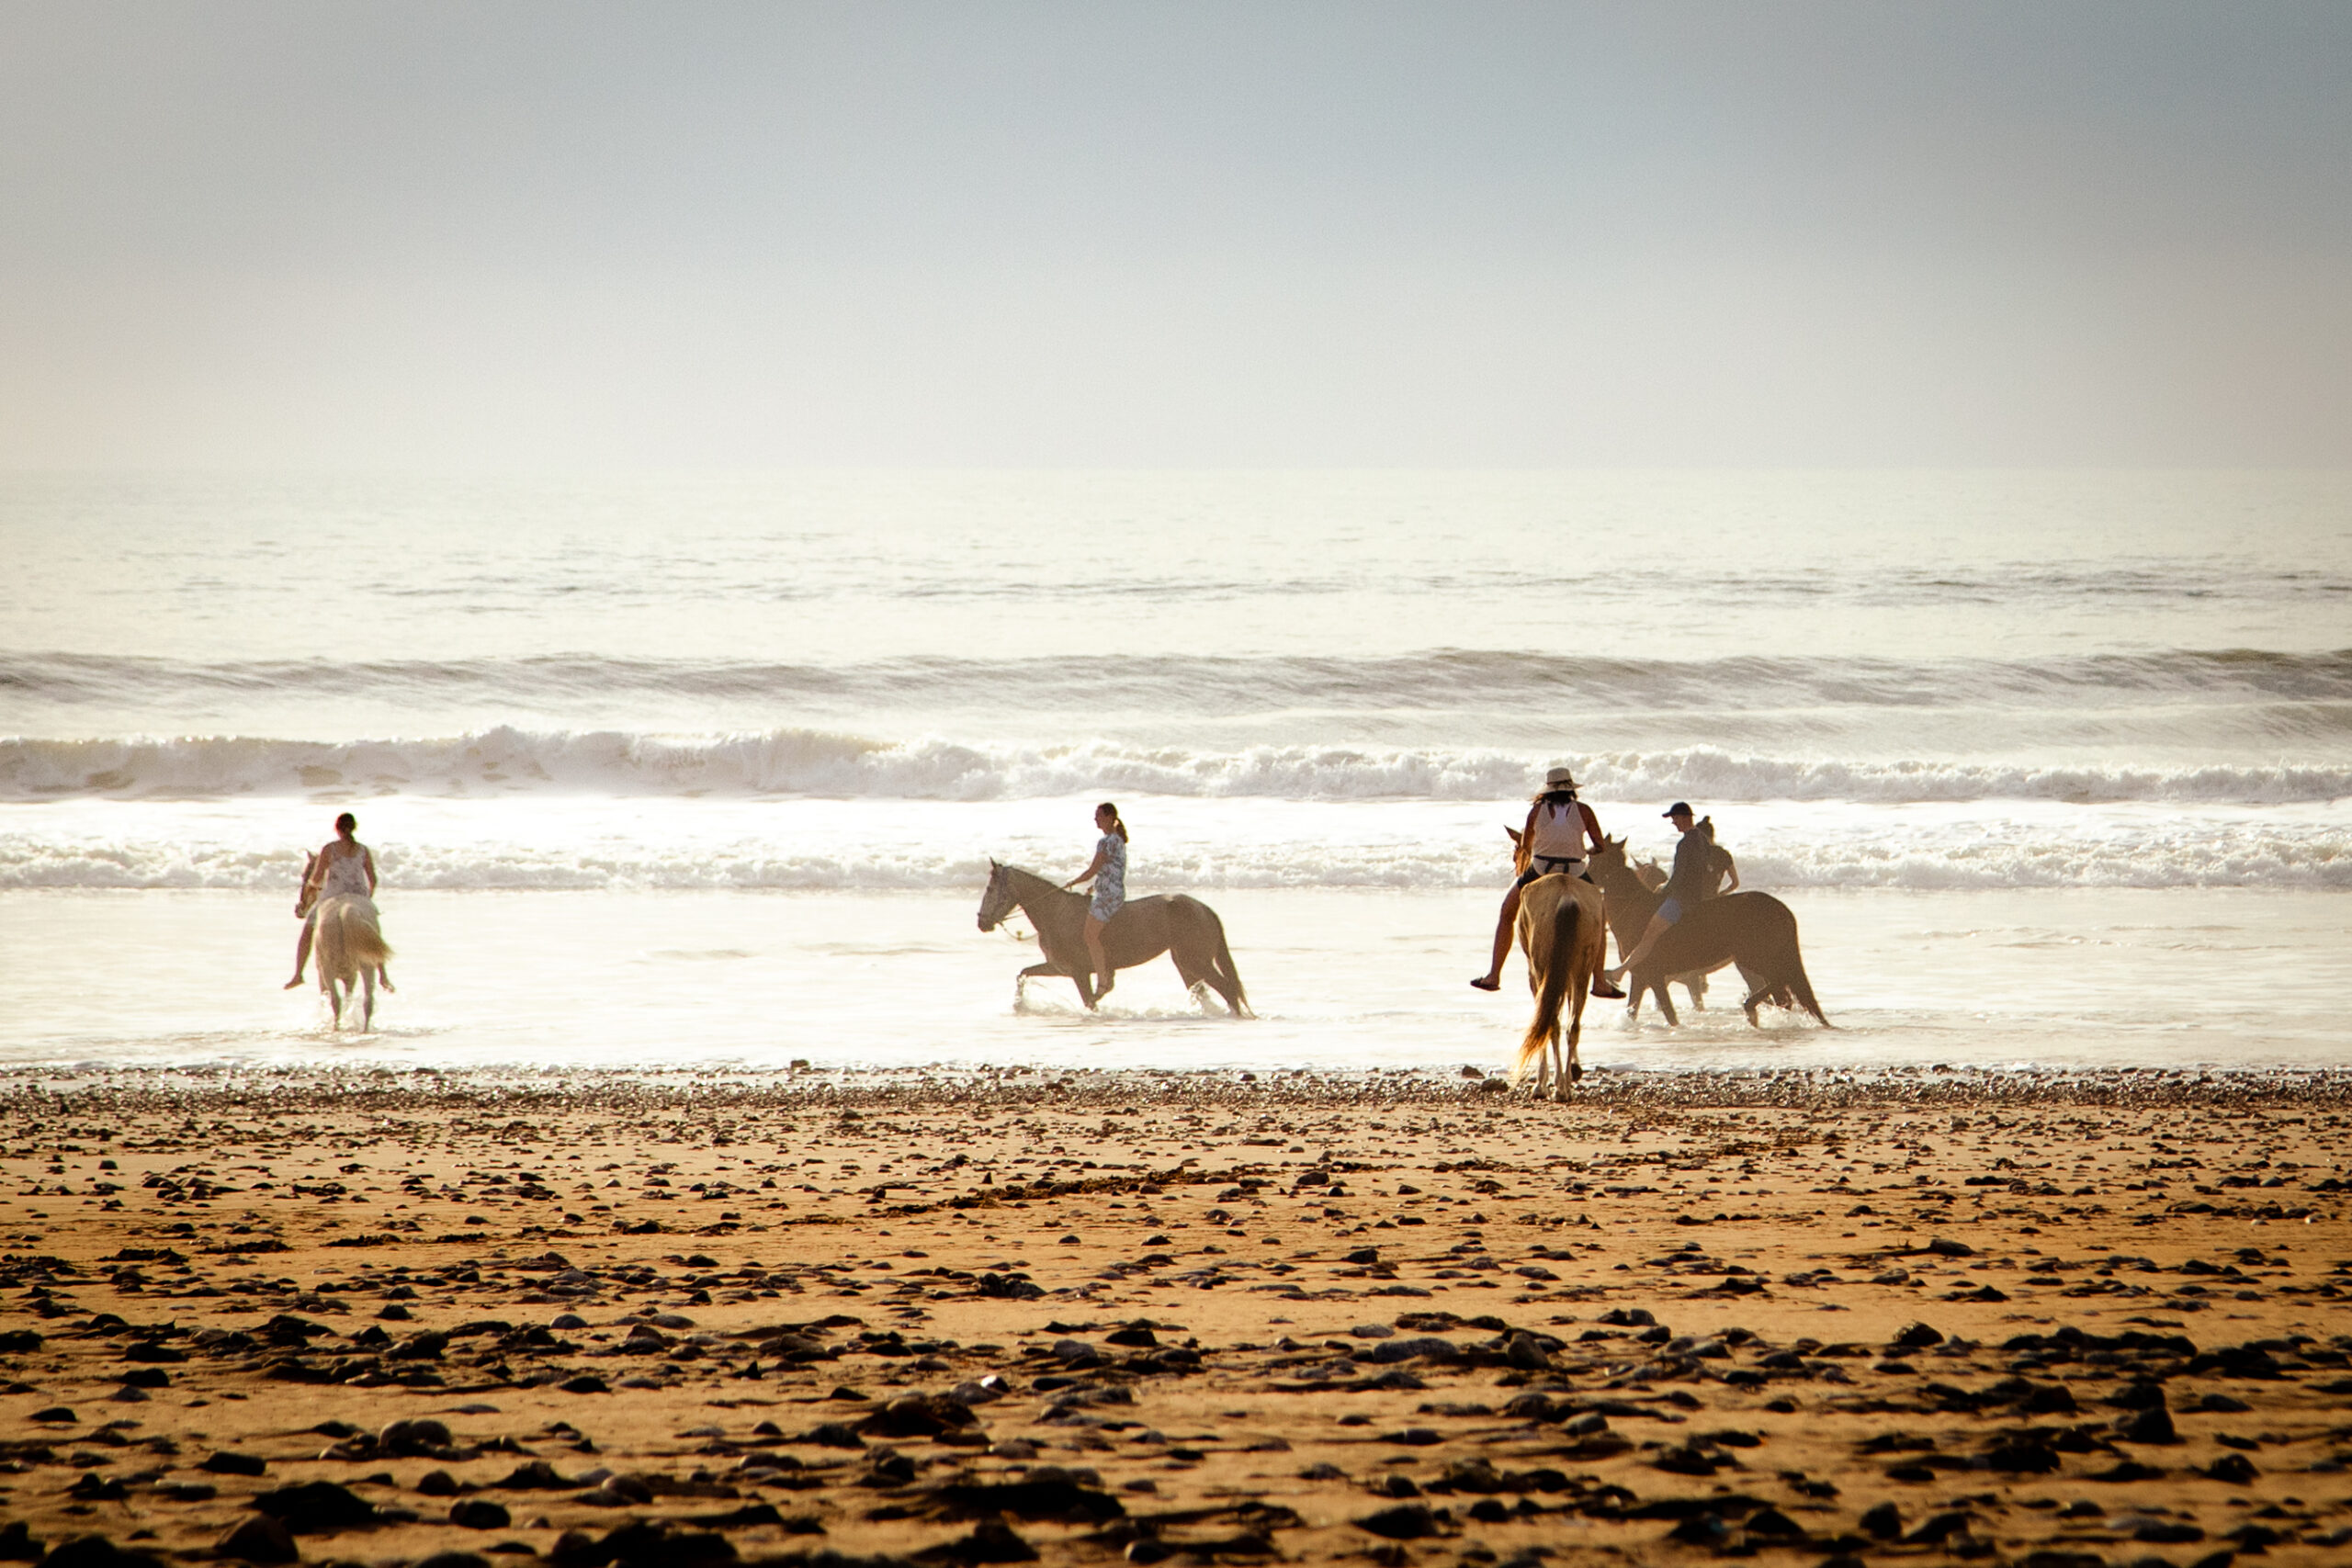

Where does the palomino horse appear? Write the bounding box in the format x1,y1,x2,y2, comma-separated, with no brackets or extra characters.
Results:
1587,836,1827,1028
1510,871,1608,1098
1506,824,1718,1009
297,856,393,1031
976,862,1250,1017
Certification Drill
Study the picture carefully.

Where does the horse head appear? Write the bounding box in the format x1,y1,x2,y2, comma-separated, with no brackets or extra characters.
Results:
295,851,319,919
1589,831,1646,893
977,860,1017,932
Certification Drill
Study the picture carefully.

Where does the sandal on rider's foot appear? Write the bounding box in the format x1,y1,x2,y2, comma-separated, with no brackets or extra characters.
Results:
1468,976,1500,991
1590,978,1625,998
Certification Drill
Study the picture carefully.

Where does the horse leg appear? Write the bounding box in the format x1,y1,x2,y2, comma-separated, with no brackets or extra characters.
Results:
361,968,376,1032
1564,957,1589,1092
1651,978,1679,1027
1171,954,1216,1015
1015,961,1057,1003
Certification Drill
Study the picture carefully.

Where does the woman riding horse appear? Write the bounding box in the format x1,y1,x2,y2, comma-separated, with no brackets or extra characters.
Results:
1472,767,1623,998
287,811,392,992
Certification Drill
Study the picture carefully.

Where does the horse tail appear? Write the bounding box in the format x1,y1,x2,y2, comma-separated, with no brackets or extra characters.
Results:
1206,909,1252,1019
1517,897,1580,1076
334,900,394,969
1783,947,1828,1027
1741,894,1827,1027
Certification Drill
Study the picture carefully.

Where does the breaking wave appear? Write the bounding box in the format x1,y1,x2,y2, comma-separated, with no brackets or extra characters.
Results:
3,728,2347,807
8,647,2352,714
3,818,2345,892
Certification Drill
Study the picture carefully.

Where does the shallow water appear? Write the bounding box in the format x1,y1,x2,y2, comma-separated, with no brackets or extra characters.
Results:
5,886,2345,1077
2,470,2346,1075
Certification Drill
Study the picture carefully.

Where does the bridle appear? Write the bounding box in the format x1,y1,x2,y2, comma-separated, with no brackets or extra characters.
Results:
977,863,1021,932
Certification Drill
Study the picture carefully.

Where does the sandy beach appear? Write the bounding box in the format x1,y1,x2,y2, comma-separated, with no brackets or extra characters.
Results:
3,1067,2348,1566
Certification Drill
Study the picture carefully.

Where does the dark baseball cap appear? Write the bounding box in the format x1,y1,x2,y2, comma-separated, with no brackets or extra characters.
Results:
1664,801,1693,818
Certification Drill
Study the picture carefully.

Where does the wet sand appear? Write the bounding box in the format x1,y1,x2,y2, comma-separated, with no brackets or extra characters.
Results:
4,1066,2350,1567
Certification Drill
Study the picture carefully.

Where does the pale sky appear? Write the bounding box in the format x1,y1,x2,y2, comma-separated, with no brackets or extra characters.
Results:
2,0,2347,468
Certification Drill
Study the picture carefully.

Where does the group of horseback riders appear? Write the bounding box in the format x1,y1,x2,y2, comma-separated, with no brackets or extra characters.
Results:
1469,766,1737,999
1044,768,1746,1011
282,770,1765,1032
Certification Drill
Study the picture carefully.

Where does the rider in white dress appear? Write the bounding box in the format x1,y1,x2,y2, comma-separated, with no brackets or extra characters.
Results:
1063,802,1129,997
286,812,391,990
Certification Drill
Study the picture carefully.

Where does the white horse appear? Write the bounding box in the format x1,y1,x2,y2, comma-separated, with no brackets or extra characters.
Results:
314,896,391,1030
297,856,393,1031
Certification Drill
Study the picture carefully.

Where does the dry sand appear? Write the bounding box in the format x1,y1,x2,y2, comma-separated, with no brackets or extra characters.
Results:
3,1066,2350,1568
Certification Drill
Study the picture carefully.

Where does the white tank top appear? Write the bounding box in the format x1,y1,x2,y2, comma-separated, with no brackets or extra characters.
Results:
321,843,371,898
1527,801,1587,861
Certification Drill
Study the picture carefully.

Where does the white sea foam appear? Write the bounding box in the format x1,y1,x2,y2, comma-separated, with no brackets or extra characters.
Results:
6,728,2349,807
6,795,2345,891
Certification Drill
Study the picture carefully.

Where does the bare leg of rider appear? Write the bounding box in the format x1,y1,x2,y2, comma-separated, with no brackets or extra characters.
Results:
1471,886,1521,989
1607,912,1673,983
1084,914,1112,1001
285,911,316,988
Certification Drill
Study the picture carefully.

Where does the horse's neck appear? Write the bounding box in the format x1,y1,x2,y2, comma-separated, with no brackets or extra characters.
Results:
1596,862,1655,906
1008,868,1080,919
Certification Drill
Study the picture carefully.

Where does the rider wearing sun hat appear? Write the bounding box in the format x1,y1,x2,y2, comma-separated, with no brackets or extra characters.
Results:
1470,766,1624,997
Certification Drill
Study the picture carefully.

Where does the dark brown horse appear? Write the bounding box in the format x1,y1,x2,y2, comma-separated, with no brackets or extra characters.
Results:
976,862,1251,1017
1587,837,1828,1028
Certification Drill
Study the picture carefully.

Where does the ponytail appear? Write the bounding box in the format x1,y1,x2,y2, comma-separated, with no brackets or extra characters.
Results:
1098,802,1129,842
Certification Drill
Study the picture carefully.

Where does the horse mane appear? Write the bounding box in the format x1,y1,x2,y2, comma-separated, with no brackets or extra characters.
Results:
1001,863,1083,902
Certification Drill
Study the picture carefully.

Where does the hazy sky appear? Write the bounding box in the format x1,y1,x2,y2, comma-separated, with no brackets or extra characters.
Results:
3,1,2347,468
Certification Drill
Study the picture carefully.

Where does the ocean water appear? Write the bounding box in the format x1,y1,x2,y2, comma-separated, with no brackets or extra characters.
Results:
2,470,2347,1074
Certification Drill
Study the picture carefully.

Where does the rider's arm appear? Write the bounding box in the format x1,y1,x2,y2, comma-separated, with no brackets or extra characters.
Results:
364,847,379,895
1579,802,1605,854
1721,854,1739,894
1064,847,1109,890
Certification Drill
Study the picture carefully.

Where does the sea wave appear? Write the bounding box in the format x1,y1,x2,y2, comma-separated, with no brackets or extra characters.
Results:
3,728,2349,807
4,824,2345,893
7,647,2352,715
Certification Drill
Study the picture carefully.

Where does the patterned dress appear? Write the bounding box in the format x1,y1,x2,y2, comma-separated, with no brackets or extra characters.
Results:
1090,833,1126,921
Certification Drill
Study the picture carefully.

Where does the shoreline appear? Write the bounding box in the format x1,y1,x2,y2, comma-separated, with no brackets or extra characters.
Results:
10,1063,2352,1112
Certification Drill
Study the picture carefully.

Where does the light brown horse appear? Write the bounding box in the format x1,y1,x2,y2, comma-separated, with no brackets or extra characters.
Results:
976,862,1251,1017
1510,872,1608,1098
1587,836,1828,1028
1505,824,1717,1007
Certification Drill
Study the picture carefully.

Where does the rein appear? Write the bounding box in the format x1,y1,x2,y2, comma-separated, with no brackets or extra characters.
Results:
984,865,1080,933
